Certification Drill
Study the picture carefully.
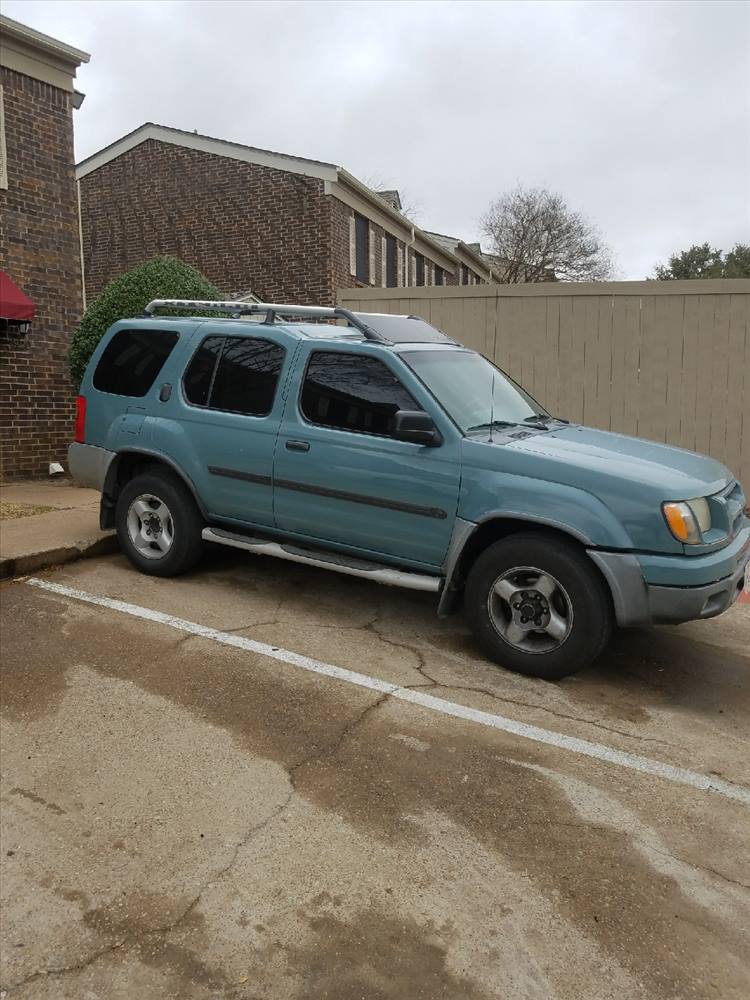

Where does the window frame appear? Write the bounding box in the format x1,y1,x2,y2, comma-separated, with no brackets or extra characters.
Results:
297,348,423,443
92,327,180,398
181,333,286,418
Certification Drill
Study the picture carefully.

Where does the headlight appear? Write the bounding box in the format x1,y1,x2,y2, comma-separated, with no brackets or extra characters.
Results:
662,498,711,544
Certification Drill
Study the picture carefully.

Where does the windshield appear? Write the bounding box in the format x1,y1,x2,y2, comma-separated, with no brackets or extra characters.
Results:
401,349,547,433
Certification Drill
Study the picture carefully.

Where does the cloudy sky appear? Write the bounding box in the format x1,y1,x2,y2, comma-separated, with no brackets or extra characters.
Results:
7,0,749,278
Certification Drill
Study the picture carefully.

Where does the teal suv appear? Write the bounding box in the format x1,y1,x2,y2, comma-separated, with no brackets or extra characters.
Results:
69,300,750,680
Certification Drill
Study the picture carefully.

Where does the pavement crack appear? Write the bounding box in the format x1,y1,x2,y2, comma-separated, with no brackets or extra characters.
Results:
367,618,439,688
644,845,750,890
430,682,675,747
1,938,129,994
290,691,392,781
0,782,297,994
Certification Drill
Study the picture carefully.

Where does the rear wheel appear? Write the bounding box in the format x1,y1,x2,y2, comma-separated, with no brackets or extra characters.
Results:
115,470,203,577
464,532,613,680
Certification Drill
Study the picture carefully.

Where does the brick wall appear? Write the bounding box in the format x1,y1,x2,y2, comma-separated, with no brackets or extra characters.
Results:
79,141,335,306
329,197,468,295
0,68,84,480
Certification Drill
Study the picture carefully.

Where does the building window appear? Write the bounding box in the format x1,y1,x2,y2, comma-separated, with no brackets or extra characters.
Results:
301,351,421,438
415,253,425,287
385,235,398,287
461,264,470,285
434,266,444,286
354,213,369,283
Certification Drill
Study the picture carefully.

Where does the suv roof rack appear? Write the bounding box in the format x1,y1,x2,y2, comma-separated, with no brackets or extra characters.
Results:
143,299,390,344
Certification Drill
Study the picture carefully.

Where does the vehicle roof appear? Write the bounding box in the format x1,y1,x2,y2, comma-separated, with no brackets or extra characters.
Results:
115,315,468,350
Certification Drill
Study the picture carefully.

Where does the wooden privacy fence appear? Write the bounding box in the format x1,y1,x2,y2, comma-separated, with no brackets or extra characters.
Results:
339,279,750,487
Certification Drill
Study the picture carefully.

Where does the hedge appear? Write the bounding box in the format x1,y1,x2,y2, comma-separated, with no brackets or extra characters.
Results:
68,256,223,387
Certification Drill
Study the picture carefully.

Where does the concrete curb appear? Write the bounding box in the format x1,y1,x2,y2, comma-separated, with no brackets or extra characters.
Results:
0,533,119,580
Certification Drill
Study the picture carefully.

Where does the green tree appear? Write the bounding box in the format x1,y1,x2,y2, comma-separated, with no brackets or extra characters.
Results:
69,257,222,387
724,244,750,278
654,243,750,280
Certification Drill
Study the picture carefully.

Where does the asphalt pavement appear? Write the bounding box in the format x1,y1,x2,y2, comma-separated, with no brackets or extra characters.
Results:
1,546,749,999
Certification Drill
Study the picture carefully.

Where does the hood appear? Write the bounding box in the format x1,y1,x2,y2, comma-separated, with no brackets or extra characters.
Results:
462,424,734,552
501,425,732,499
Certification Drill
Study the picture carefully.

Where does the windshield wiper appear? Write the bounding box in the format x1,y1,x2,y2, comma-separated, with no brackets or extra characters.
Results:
466,420,519,432
523,414,569,426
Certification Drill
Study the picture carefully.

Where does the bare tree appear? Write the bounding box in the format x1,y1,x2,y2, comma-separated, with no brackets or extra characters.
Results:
480,186,614,283
361,174,422,223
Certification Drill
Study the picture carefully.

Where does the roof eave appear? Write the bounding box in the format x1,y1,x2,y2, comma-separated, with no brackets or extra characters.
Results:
335,169,467,272
0,15,90,66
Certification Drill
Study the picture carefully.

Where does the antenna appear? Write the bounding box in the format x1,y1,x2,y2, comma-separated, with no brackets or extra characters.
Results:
490,370,496,444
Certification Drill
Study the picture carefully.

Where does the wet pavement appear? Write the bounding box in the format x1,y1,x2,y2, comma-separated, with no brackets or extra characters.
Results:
1,547,749,999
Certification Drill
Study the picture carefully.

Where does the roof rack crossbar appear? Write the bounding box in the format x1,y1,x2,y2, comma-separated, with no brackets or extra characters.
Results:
143,300,390,343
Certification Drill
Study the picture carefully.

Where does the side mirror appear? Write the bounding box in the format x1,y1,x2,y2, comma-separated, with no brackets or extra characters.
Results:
393,410,442,447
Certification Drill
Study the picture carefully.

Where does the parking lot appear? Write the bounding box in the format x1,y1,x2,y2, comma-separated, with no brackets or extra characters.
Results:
1,547,749,999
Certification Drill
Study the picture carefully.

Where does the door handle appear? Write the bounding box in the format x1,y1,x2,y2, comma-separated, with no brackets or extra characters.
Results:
285,440,310,453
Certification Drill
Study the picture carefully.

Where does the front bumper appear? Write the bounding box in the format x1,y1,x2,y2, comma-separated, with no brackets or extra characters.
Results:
589,521,750,627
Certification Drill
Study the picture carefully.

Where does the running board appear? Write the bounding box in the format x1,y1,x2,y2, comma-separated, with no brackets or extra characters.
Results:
201,527,442,593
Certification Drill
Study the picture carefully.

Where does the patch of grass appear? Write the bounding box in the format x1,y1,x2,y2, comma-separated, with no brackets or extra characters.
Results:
0,502,56,520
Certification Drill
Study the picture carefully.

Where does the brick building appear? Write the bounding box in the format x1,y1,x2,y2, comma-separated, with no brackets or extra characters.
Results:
0,16,89,479
77,123,496,308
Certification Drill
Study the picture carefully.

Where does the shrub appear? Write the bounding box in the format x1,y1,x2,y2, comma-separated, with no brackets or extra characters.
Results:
68,256,223,387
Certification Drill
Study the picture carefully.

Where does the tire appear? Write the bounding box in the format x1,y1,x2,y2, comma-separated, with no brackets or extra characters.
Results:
464,532,613,680
115,469,204,577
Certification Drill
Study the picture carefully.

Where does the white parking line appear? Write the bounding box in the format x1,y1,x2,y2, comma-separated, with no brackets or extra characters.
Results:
27,577,750,807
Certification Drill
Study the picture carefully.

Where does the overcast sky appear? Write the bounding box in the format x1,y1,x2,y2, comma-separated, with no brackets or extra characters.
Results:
7,0,749,278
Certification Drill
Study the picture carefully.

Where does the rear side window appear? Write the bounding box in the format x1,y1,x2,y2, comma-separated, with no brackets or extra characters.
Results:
93,328,179,397
300,351,420,437
182,336,223,407
183,336,285,416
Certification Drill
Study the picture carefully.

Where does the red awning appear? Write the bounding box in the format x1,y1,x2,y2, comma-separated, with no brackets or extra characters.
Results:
0,271,36,322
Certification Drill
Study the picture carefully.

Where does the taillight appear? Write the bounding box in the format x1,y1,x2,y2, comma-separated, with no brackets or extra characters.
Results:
74,395,87,443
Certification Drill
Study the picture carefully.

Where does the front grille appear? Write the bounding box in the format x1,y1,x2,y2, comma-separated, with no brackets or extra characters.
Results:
723,481,746,538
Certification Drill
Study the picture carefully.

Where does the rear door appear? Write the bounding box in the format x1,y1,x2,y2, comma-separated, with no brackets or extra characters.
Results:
171,330,291,527
273,344,461,568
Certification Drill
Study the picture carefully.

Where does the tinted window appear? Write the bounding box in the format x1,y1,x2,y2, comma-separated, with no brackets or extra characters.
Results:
301,352,420,438
93,328,179,397
209,337,284,416
183,335,223,406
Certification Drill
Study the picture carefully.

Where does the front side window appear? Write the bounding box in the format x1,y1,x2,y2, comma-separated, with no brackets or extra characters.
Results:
183,335,285,416
93,328,179,397
301,351,421,438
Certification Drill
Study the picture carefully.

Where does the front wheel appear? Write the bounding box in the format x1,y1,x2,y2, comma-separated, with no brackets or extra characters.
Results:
464,533,613,680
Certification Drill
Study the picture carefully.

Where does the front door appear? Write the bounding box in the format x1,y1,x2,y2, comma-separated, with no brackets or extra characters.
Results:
273,344,461,568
